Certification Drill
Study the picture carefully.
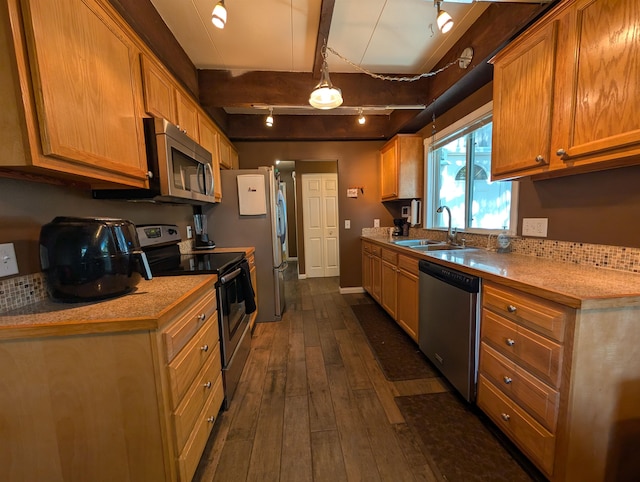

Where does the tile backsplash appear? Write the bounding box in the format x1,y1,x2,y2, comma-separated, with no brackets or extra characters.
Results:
0,272,48,314
363,227,640,273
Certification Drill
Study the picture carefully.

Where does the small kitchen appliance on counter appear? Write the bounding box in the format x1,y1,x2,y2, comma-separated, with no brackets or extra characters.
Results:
137,224,255,409
39,217,152,302
193,205,215,249
393,218,409,236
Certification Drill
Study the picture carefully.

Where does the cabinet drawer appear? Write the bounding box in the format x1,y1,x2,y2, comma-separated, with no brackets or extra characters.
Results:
397,254,419,276
381,248,397,264
477,375,555,477
168,320,219,407
480,342,559,432
371,245,381,257
164,289,217,362
363,242,372,254
247,254,256,269
177,374,224,482
173,342,222,452
483,282,570,341
482,309,563,388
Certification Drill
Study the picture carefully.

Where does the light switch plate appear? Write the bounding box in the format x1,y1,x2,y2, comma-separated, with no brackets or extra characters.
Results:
0,243,19,277
522,218,548,237
374,219,380,228
345,220,351,229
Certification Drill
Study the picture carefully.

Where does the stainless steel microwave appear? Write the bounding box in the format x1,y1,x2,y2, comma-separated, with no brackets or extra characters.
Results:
93,117,216,204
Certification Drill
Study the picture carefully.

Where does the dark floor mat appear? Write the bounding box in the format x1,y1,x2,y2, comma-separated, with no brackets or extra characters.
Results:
349,303,438,381
396,392,535,482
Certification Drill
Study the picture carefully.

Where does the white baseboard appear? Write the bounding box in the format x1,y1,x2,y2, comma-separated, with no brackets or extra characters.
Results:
297,273,307,280
339,286,365,294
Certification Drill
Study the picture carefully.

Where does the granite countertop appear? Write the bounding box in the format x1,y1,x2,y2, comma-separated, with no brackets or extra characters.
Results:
0,275,216,340
362,235,640,309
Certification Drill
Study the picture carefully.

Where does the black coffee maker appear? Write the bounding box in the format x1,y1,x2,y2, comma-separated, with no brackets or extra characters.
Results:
393,218,409,236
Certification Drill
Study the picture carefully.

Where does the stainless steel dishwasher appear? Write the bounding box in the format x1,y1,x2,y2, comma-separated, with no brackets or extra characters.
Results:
418,259,481,402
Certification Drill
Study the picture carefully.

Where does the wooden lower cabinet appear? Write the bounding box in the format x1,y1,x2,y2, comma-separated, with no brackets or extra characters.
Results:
247,252,258,331
361,241,419,342
0,280,223,482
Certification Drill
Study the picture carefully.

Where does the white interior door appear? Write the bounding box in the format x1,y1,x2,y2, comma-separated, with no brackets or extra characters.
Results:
302,173,339,278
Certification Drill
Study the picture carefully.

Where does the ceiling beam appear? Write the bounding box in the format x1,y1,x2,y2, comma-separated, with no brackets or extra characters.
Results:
312,0,336,78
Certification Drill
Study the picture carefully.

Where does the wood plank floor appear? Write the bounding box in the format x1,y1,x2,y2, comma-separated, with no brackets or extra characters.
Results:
193,263,451,482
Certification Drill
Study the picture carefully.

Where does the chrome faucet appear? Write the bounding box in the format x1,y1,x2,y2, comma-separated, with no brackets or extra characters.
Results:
437,205,457,244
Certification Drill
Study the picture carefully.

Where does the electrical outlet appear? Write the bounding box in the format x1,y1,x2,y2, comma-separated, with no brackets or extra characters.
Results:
522,218,548,237
344,220,351,229
186,226,193,239
374,219,380,228
0,243,19,277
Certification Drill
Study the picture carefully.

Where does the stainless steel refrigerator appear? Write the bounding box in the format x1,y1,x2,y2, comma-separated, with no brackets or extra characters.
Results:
209,167,287,322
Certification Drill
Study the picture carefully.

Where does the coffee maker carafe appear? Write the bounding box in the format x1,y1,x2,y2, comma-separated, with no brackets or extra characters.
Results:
193,206,215,249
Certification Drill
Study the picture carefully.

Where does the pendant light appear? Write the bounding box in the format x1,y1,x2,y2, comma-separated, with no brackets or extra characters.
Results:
266,107,274,127
436,1,453,34
309,48,343,110
212,0,227,29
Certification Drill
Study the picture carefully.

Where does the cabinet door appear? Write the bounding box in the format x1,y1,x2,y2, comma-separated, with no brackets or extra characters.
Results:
492,20,558,179
371,255,382,303
176,91,199,141
381,259,397,318
219,137,232,169
380,140,398,199
197,114,222,202
553,0,640,168
230,147,239,169
21,0,148,185
362,251,372,294
397,269,419,342
141,55,177,124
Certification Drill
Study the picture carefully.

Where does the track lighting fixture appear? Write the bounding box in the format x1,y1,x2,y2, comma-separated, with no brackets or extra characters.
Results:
266,107,274,127
357,108,366,125
309,47,343,110
211,0,227,29
435,1,453,34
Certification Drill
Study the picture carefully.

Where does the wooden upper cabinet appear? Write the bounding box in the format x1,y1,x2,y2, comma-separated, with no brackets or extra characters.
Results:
141,55,177,125
219,136,234,169
14,0,149,186
176,91,199,141
197,113,222,202
492,0,640,180
492,21,558,178
380,134,423,200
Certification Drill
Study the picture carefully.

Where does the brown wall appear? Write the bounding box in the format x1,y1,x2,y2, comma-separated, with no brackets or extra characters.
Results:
234,141,388,287
0,178,192,275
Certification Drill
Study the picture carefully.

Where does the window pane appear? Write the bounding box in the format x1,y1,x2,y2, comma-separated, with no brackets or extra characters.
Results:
433,136,466,230
468,123,512,230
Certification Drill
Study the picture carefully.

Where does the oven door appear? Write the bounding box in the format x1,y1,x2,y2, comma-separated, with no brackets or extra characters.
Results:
218,265,249,366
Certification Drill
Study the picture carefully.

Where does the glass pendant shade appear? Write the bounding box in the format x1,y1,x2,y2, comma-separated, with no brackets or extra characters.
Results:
309,61,343,110
437,8,453,33
212,1,227,29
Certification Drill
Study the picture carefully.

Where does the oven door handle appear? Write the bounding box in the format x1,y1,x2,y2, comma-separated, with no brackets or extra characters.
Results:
219,267,242,285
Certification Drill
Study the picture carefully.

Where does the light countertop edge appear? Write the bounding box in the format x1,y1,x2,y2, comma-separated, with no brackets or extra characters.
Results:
362,235,640,310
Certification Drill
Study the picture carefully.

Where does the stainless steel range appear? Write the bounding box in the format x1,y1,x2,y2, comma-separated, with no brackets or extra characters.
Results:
137,224,255,409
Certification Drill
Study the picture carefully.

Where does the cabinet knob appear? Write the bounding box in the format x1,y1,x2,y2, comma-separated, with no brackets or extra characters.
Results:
197,313,207,321
203,381,212,389
201,344,209,352
146,171,154,179
535,155,545,164
207,416,215,423
556,148,567,158
503,376,513,384
506,338,516,347
501,413,511,422
507,305,517,313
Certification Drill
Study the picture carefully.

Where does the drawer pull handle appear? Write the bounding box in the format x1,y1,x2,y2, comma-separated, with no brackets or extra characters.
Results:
207,416,215,423
503,376,513,384
507,305,517,313
197,313,207,321
506,338,516,347
201,344,209,352
203,381,212,389
501,413,511,422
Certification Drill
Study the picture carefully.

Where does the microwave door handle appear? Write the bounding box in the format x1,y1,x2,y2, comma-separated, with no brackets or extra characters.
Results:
205,163,215,195
196,163,204,194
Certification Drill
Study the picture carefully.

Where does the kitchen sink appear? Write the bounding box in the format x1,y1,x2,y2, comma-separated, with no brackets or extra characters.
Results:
391,239,439,247
410,243,466,251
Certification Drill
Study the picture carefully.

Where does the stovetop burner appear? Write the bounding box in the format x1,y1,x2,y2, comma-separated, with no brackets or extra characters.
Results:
152,251,245,277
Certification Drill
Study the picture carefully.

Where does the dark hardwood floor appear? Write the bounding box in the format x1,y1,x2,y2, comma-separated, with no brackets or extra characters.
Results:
193,262,451,481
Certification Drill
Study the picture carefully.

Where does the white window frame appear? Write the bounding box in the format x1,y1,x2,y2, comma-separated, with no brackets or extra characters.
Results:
423,101,518,236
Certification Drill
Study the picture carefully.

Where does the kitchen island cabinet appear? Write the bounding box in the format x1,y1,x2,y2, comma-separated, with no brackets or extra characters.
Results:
492,0,640,180
0,275,223,482
0,0,149,188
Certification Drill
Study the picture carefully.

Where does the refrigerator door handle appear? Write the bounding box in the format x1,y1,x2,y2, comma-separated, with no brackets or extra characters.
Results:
275,261,288,272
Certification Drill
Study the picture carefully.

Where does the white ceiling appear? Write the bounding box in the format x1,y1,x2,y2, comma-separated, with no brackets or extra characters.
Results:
149,0,489,75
